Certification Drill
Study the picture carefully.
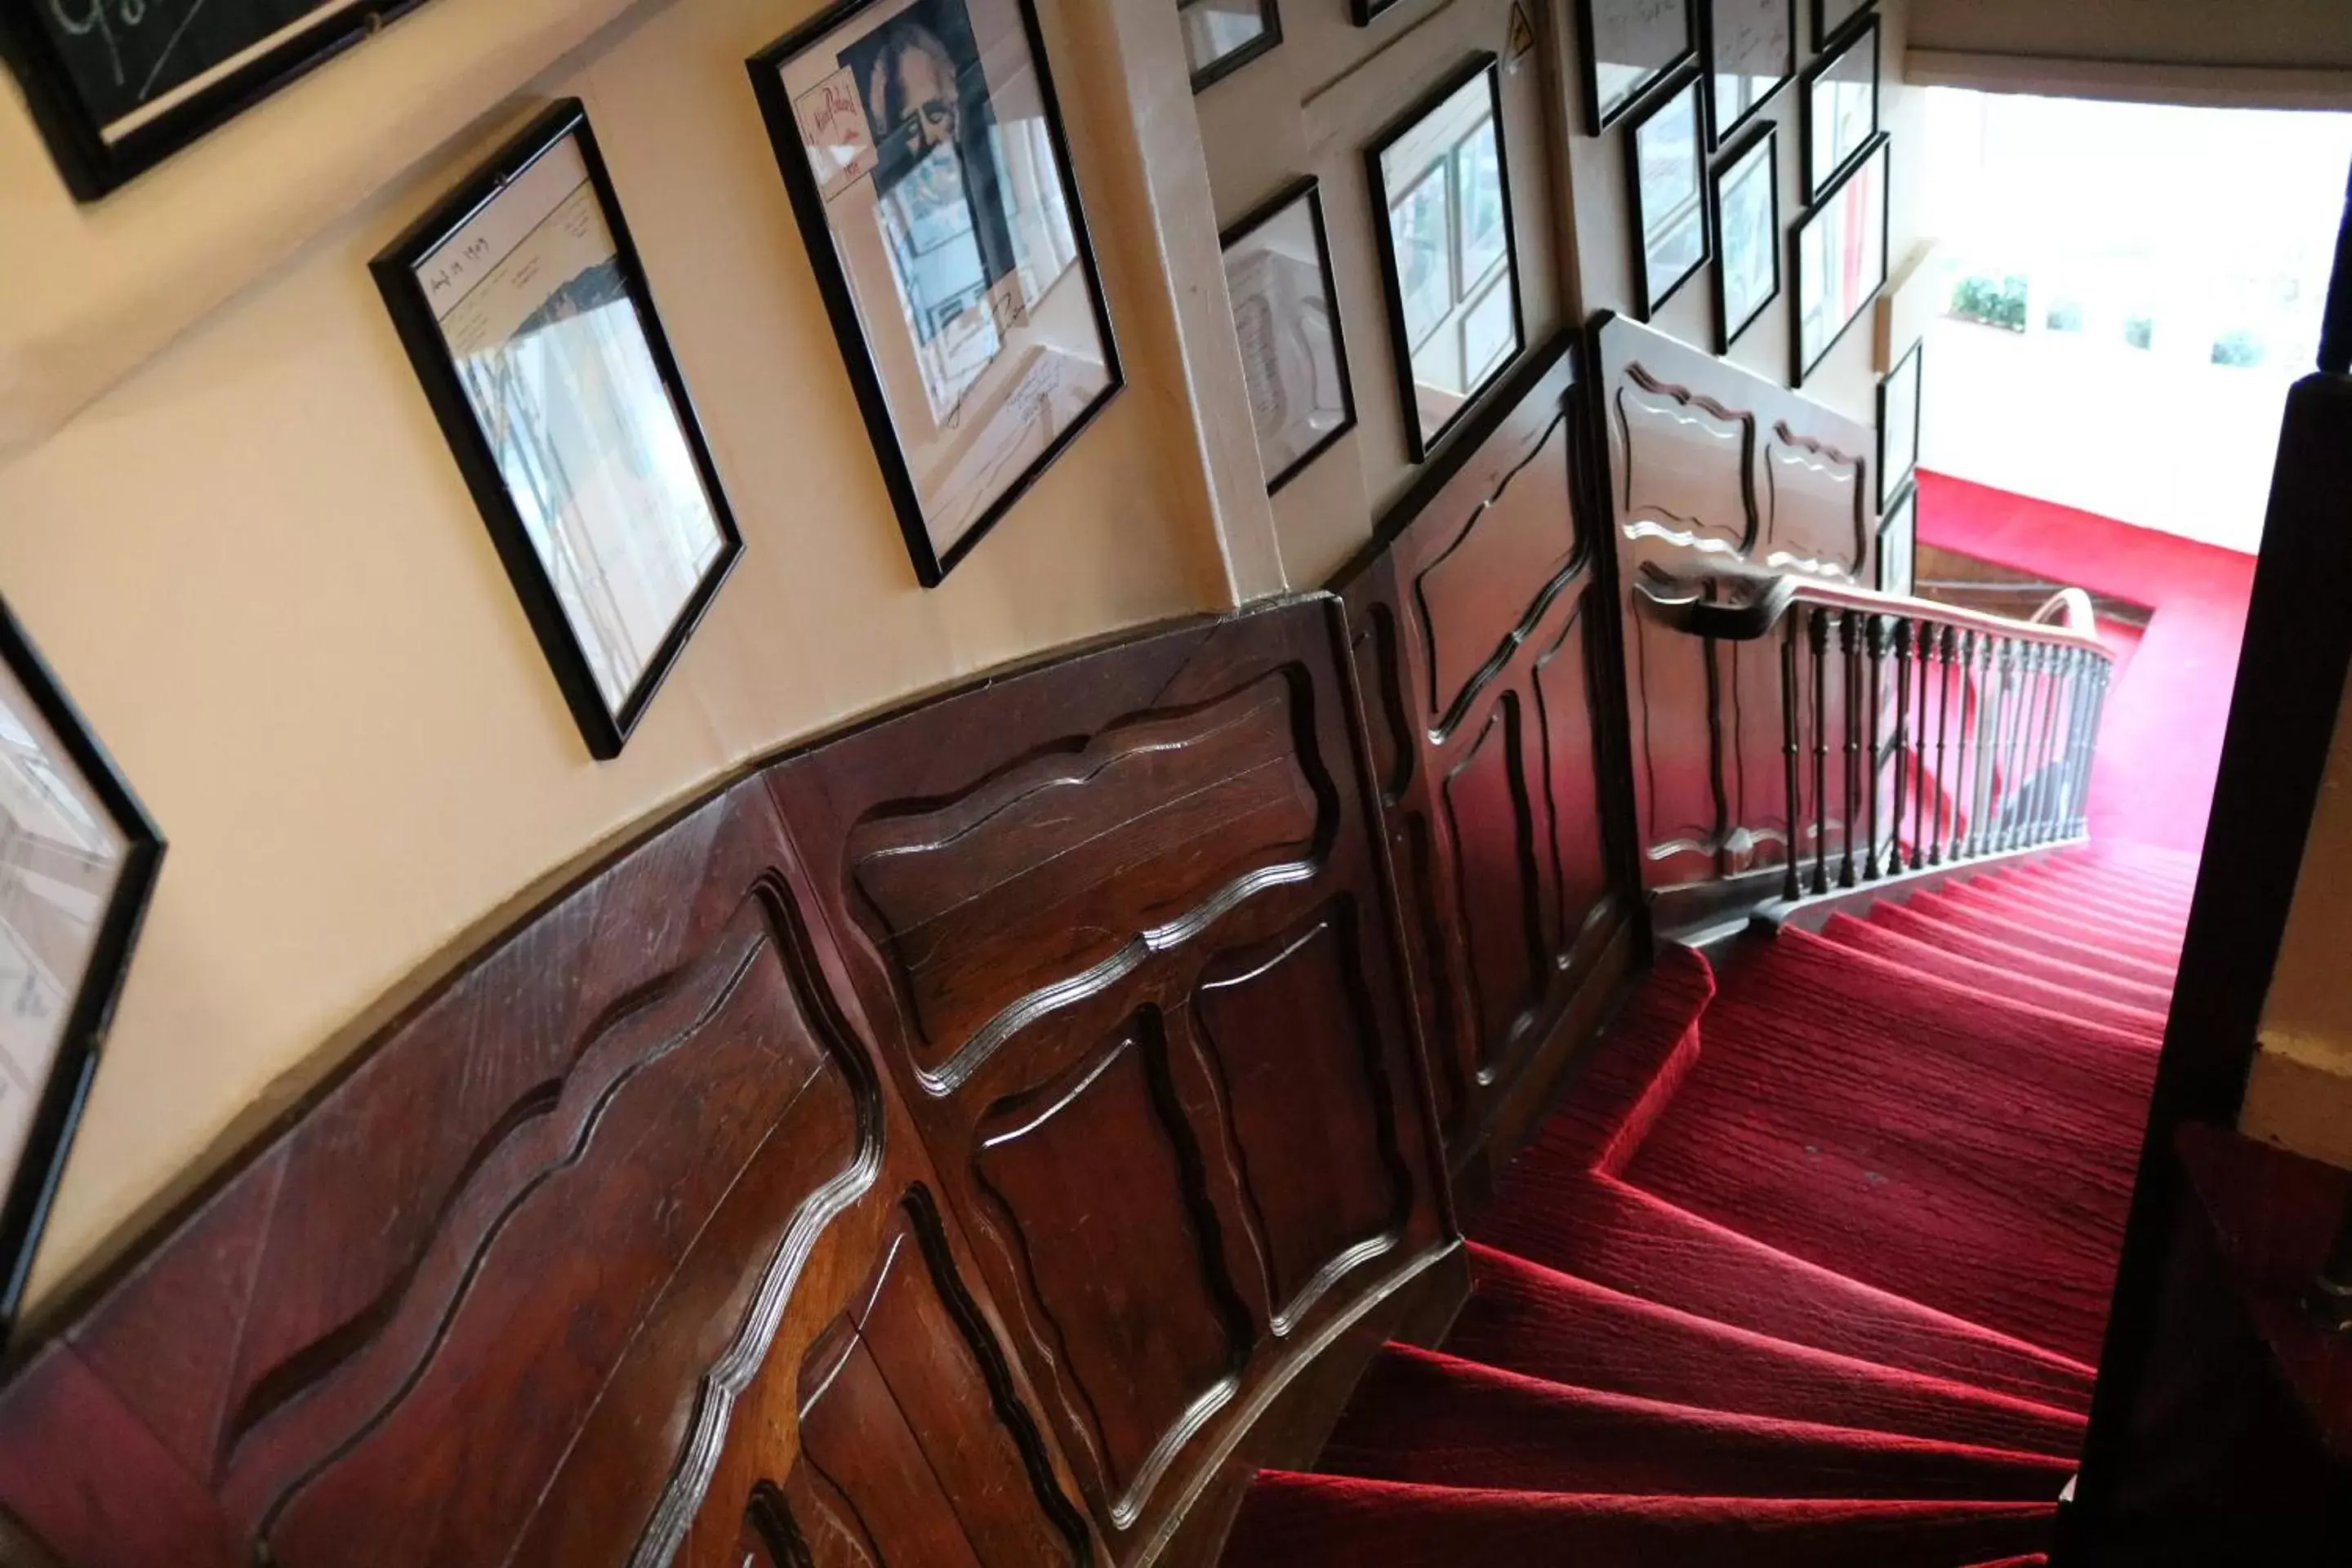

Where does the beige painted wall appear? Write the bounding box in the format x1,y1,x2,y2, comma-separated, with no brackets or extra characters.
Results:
0,0,1261,1316
2247,672,2352,1171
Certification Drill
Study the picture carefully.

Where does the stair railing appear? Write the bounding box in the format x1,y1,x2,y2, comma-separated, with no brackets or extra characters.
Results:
1637,565,2116,906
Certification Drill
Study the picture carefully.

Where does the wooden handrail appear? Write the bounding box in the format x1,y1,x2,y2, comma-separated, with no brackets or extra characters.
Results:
1633,563,2113,660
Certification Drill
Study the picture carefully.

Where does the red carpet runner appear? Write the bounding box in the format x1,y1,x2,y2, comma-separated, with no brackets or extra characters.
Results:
1223,843,2192,1567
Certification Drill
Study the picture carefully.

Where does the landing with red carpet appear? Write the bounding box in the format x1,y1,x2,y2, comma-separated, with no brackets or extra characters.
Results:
1917,472,2254,854
1222,842,2191,1567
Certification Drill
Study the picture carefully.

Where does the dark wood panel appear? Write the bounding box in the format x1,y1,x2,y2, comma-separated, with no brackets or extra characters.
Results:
1336,334,1634,1176
0,780,1102,1568
1595,312,1879,898
767,599,1453,1563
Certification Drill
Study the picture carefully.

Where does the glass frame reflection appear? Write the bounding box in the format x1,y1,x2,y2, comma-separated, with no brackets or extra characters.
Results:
1368,55,1525,463
372,100,742,762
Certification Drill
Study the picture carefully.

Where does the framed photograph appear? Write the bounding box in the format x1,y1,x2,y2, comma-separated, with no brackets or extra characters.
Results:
1705,0,1793,149
0,596,164,1335
750,0,1121,586
1627,69,1709,320
1712,122,1780,351
1579,0,1696,136
1222,178,1357,493
1793,134,1889,384
1181,0,1281,91
1802,11,1878,201
0,0,431,201
1367,56,1525,463
1813,0,1871,49
1879,336,1923,510
1877,481,1915,595
373,100,742,761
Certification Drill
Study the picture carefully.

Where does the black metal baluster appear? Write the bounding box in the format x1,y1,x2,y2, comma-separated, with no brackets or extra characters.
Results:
2003,640,2034,852
2034,645,2069,844
1976,636,2007,858
1911,625,1932,870
1931,625,1955,866
2078,658,2112,836
2070,651,2100,835
1782,612,1803,902
1891,619,1913,875
1841,609,1862,888
2009,644,2041,852
1811,607,1832,895
1953,629,1975,861
1865,615,1887,880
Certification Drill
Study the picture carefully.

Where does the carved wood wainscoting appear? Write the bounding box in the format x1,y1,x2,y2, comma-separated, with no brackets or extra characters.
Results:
0,599,1462,1568
1336,334,1639,1188
768,600,1458,1566
1594,313,1880,923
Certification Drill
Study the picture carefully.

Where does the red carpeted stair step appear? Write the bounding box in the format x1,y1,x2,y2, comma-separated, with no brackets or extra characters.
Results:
1815,913,2166,1040
1944,876,2185,946
1472,1174,2097,1414
1619,929,2154,1365
1898,889,2179,987
1315,1344,2075,1501
1971,871,2189,938
1928,882,2182,964
1995,863,2192,925
1447,1245,2087,1455
1864,901,2173,1013
1221,1472,2057,1567
1518,946,1713,1176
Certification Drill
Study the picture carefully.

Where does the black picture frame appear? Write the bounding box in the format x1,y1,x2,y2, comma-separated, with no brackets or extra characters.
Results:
0,0,434,202
1625,66,1711,321
1877,480,1915,595
1366,53,1526,466
1703,0,1795,150
1182,0,1283,92
1711,120,1781,353
1220,176,1359,493
372,100,742,762
0,596,166,1341
748,0,1124,588
1579,0,1698,136
1802,9,1878,202
1878,336,1924,510
1812,0,1873,50
1791,132,1890,386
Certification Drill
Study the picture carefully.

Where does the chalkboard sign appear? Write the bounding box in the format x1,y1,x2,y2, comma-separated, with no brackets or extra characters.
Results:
1,0,434,200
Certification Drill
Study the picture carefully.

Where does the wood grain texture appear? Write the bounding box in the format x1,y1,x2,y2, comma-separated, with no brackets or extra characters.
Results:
1597,312,1879,896
1335,335,1632,1176
768,599,1454,1563
0,780,1100,1568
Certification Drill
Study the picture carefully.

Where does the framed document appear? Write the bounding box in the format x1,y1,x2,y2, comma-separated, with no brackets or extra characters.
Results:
1879,336,1924,510
1793,133,1889,384
1878,482,1915,595
0,0,433,200
1579,0,1696,136
1222,177,1356,492
1626,68,1709,319
373,100,742,760
1802,11,1878,201
1711,122,1780,352
1705,0,1793,149
750,0,1122,586
0,596,164,1337
1368,56,1524,463
1181,0,1282,91
1814,0,1871,49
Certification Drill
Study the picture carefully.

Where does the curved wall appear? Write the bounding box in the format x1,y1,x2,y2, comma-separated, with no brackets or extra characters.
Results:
0,0,1256,1316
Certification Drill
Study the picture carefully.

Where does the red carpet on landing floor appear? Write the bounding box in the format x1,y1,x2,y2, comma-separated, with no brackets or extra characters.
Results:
1222,842,2193,1567
1916,472,2255,854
